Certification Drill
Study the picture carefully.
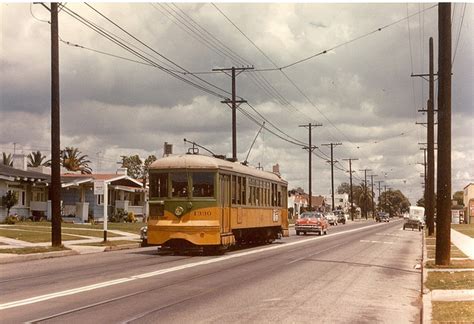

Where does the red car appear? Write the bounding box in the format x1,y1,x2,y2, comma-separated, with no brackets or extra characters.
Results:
295,212,329,236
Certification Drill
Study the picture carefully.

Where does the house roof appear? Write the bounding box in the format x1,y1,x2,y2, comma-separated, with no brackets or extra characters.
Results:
0,164,50,182
61,173,143,188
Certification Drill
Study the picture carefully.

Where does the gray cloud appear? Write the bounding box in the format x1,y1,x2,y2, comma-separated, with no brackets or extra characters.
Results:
1,3,472,202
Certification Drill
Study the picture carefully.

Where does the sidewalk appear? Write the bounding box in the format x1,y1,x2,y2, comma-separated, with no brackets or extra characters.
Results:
0,229,142,263
450,228,474,259
423,228,474,324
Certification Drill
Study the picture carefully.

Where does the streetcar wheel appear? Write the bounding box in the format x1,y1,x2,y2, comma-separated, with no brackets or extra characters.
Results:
296,231,300,236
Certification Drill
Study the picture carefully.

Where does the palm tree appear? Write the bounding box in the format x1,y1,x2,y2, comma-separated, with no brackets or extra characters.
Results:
2,153,13,166
27,151,48,167
357,182,374,219
61,147,92,174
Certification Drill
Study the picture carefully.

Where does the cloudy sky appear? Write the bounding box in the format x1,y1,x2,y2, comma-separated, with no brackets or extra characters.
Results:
1,3,472,203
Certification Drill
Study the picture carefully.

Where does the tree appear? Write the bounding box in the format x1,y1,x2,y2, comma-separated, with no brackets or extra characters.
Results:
417,198,425,207
357,182,373,219
27,151,48,167
2,191,18,216
379,189,410,217
337,182,351,194
2,153,13,166
453,191,464,206
121,154,157,180
61,147,92,174
121,155,143,179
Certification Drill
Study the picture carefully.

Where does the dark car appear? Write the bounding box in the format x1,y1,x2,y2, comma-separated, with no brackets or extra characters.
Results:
334,211,346,224
376,212,389,222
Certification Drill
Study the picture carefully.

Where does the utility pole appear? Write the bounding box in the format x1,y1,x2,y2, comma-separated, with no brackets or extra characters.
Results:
50,3,61,247
343,158,358,221
412,37,437,237
213,66,253,161
322,143,342,211
299,123,322,210
419,147,428,205
375,180,383,209
427,37,435,237
369,174,378,218
359,168,372,219
436,3,451,266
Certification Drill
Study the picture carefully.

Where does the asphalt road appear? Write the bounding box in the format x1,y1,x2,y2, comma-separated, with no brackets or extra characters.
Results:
0,219,422,323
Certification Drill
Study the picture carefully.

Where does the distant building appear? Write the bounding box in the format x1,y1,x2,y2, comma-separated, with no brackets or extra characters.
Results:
464,183,474,224
323,193,349,211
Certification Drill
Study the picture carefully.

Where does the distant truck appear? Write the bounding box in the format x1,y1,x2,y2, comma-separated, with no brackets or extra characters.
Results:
403,206,425,231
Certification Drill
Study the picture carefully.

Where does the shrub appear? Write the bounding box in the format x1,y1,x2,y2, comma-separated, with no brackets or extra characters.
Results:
4,215,18,224
109,208,128,223
126,211,136,223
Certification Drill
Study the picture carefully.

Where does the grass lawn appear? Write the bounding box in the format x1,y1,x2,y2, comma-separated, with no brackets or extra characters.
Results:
452,223,474,238
0,228,84,243
76,240,139,247
0,246,70,254
426,245,467,259
425,233,468,259
432,301,474,323
11,221,145,234
425,259,474,269
8,225,121,238
425,271,474,290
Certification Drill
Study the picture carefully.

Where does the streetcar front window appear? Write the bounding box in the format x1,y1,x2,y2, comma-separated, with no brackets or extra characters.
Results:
192,172,215,198
171,173,188,198
150,173,168,198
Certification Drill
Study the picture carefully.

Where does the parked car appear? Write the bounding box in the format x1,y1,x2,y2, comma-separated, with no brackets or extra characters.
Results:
376,212,389,222
324,212,338,226
334,210,346,224
295,211,329,236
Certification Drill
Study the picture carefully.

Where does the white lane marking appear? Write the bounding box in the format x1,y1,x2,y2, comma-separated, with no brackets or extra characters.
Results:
360,240,395,244
0,222,385,311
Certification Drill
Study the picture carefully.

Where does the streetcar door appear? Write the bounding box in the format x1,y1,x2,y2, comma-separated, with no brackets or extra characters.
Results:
220,174,231,233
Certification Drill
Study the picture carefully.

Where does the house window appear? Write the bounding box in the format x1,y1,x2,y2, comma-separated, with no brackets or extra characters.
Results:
7,185,26,207
97,190,112,205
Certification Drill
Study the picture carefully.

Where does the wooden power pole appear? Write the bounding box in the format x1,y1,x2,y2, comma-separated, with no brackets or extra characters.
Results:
322,143,342,210
213,66,253,161
343,158,358,221
299,123,322,210
51,3,62,247
436,3,452,266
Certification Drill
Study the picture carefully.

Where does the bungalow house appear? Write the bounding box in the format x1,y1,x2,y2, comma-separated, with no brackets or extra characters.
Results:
0,157,50,222
60,168,146,222
0,154,146,223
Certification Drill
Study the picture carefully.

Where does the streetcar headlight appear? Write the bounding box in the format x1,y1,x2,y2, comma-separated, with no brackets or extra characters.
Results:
175,206,184,217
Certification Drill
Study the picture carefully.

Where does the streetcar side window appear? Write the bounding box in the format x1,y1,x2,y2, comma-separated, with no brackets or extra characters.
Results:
171,172,188,198
241,177,246,205
150,173,168,198
192,172,215,198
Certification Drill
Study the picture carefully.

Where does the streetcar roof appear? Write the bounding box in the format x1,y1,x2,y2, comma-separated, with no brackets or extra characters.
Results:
150,154,287,184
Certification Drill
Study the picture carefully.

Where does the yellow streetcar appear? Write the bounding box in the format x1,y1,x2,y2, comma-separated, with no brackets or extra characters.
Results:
147,154,288,253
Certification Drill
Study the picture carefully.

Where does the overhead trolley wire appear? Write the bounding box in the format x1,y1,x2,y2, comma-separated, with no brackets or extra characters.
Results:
252,4,438,72
61,6,230,100
83,3,233,99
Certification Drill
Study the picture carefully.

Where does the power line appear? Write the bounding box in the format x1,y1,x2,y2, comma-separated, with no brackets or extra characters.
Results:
250,4,438,71
82,3,232,98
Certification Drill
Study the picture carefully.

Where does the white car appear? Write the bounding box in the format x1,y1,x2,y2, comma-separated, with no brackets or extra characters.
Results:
325,212,338,225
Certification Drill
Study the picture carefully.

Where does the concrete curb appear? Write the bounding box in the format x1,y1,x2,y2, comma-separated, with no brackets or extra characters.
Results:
431,290,474,302
422,230,432,324
0,249,79,264
104,243,141,251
